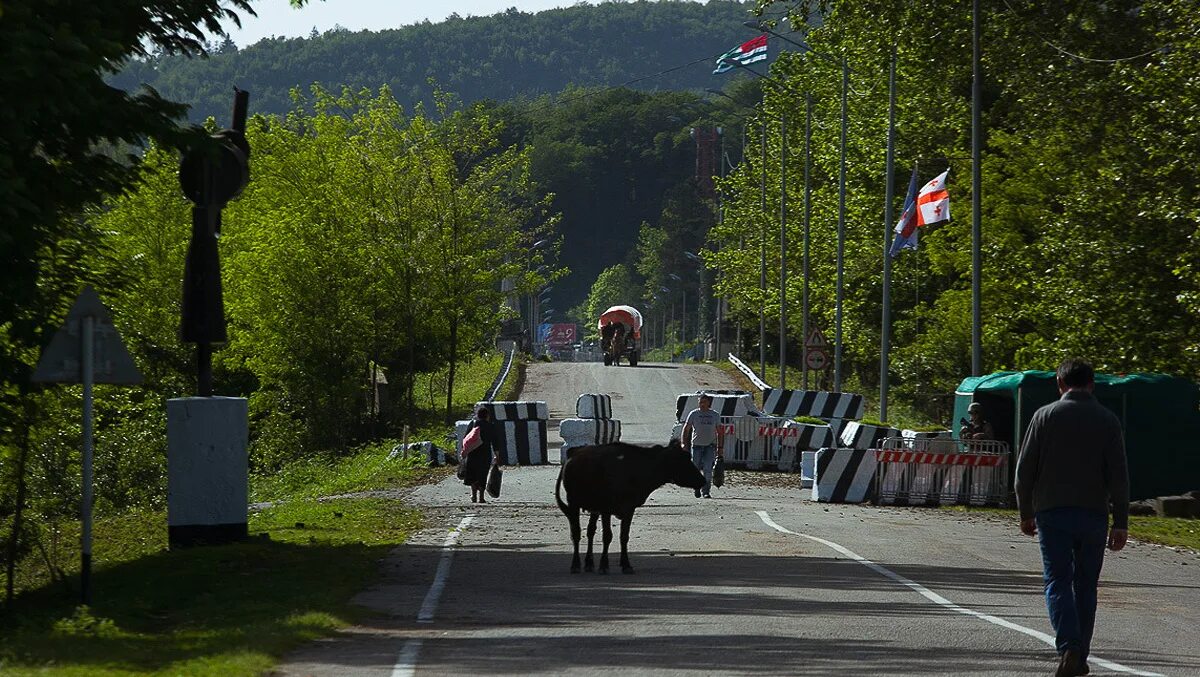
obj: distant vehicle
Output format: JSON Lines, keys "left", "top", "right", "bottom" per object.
{"left": 598, "top": 305, "right": 642, "bottom": 367}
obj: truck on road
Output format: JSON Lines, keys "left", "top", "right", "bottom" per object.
{"left": 598, "top": 305, "right": 643, "bottom": 367}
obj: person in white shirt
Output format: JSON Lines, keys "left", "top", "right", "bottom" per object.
{"left": 681, "top": 393, "right": 725, "bottom": 498}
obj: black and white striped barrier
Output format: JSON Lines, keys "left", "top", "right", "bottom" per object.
{"left": 390, "top": 441, "right": 453, "bottom": 466}
{"left": 456, "top": 418, "right": 550, "bottom": 465}
{"left": 676, "top": 392, "right": 758, "bottom": 422}
{"left": 476, "top": 400, "right": 550, "bottom": 421}
{"left": 813, "top": 448, "right": 878, "bottom": 503}
{"left": 839, "top": 421, "right": 901, "bottom": 450}
{"left": 800, "top": 451, "right": 816, "bottom": 488}
{"left": 559, "top": 418, "right": 622, "bottom": 462}
{"left": 762, "top": 388, "right": 866, "bottom": 420}
{"left": 576, "top": 393, "right": 613, "bottom": 420}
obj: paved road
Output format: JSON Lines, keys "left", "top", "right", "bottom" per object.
{"left": 277, "top": 362, "right": 1200, "bottom": 677}
{"left": 519, "top": 360, "right": 735, "bottom": 446}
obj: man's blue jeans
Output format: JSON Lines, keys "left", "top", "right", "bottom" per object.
{"left": 1036, "top": 507, "right": 1109, "bottom": 660}
{"left": 692, "top": 444, "right": 716, "bottom": 496}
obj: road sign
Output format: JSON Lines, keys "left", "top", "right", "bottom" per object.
{"left": 32, "top": 286, "right": 142, "bottom": 385}
{"left": 31, "top": 286, "right": 142, "bottom": 605}
{"left": 805, "top": 347, "right": 830, "bottom": 371}
{"left": 804, "top": 328, "right": 830, "bottom": 351}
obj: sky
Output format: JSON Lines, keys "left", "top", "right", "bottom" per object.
{"left": 219, "top": 0, "right": 607, "bottom": 47}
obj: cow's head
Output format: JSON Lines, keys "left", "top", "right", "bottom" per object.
{"left": 660, "top": 439, "right": 705, "bottom": 490}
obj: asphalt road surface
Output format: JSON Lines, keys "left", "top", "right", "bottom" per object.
{"left": 277, "top": 362, "right": 1200, "bottom": 677}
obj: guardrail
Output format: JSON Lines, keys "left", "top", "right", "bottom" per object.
{"left": 485, "top": 345, "right": 517, "bottom": 401}
{"left": 727, "top": 353, "right": 771, "bottom": 391}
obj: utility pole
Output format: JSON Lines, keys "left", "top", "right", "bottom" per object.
{"left": 779, "top": 110, "right": 788, "bottom": 389}
{"left": 971, "top": 0, "right": 984, "bottom": 375}
{"left": 881, "top": 46, "right": 897, "bottom": 421}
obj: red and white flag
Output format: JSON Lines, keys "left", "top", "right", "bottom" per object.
{"left": 916, "top": 168, "right": 951, "bottom": 226}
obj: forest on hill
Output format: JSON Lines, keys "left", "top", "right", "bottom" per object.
{"left": 109, "top": 1, "right": 767, "bottom": 123}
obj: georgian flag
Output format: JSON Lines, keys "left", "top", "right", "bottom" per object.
{"left": 713, "top": 34, "right": 768, "bottom": 74}
{"left": 916, "top": 168, "right": 951, "bottom": 226}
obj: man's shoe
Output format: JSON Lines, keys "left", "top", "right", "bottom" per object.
{"left": 1055, "top": 650, "right": 1086, "bottom": 677}
{"left": 694, "top": 488, "right": 702, "bottom": 498}
{"left": 702, "top": 493, "right": 711, "bottom": 498}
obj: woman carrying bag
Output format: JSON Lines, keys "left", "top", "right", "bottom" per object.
{"left": 461, "top": 406, "right": 500, "bottom": 503}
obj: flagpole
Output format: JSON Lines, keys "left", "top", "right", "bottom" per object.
{"left": 759, "top": 119, "right": 767, "bottom": 379}
{"left": 802, "top": 93, "right": 812, "bottom": 391}
{"left": 881, "top": 46, "right": 897, "bottom": 423}
{"left": 779, "top": 109, "right": 788, "bottom": 389}
{"left": 835, "top": 57, "right": 847, "bottom": 392}
{"left": 971, "top": 0, "right": 983, "bottom": 376}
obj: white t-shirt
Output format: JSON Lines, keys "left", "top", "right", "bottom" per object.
{"left": 684, "top": 408, "right": 721, "bottom": 446}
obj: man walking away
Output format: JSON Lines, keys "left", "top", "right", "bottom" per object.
{"left": 1016, "top": 359, "right": 1129, "bottom": 677}
{"left": 681, "top": 393, "right": 724, "bottom": 498}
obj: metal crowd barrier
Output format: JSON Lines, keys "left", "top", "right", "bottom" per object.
{"left": 717, "top": 415, "right": 797, "bottom": 471}
{"left": 874, "top": 437, "right": 1011, "bottom": 507}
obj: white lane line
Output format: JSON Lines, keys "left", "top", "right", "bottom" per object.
{"left": 390, "top": 639, "right": 423, "bottom": 677}
{"left": 756, "top": 511, "right": 1165, "bottom": 677}
{"left": 391, "top": 515, "right": 475, "bottom": 677}
{"left": 418, "top": 514, "right": 476, "bottom": 623}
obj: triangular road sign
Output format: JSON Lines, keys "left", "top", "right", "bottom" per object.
{"left": 804, "top": 327, "right": 830, "bottom": 350}
{"left": 32, "top": 286, "right": 143, "bottom": 385}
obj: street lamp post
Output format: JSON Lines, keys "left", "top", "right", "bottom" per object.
{"left": 745, "top": 21, "right": 850, "bottom": 390}
{"left": 707, "top": 89, "right": 775, "bottom": 373}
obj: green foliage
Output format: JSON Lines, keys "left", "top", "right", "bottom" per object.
{"left": 583, "top": 265, "right": 641, "bottom": 339}
{"left": 713, "top": 0, "right": 1200, "bottom": 425}
{"left": 792, "top": 415, "right": 827, "bottom": 425}
{"left": 1, "top": 83, "right": 555, "bottom": 600}
{"left": 108, "top": 2, "right": 759, "bottom": 124}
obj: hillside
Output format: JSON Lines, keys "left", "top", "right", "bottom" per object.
{"left": 110, "top": 1, "right": 768, "bottom": 123}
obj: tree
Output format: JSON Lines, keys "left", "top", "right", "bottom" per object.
{"left": 0, "top": 0, "right": 254, "bottom": 606}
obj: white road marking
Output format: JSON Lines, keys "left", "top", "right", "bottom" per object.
{"left": 391, "top": 514, "right": 475, "bottom": 677}
{"left": 390, "top": 639, "right": 423, "bottom": 677}
{"left": 418, "top": 514, "right": 476, "bottom": 623}
{"left": 755, "top": 510, "right": 1165, "bottom": 677}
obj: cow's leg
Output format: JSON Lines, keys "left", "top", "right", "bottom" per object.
{"left": 598, "top": 513, "right": 614, "bottom": 574}
{"left": 620, "top": 515, "right": 634, "bottom": 574}
{"left": 568, "top": 508, "right": 582, "bottom": 574}
{"left": 584, "top": 512, "right": 599, "bottom": 572}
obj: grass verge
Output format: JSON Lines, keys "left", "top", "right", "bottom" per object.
{"left": 0, "top": 350, "right": 517, "bottom": 675}
{"left": 0, "top": 489, "right": 426, "bottom": 676}
{"left": 940, "top": 505, "right": 1200, "bottom": 552}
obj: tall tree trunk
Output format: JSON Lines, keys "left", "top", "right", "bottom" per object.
{"left": 444, "top": 313, "right": 459, "bottom": 424}
{"left": 5, "top": 390, "right": 33, "bottom": 605}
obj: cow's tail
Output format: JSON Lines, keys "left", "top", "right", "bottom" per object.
{"left": 554, "top": 462, "right": 570, "bottom": 516}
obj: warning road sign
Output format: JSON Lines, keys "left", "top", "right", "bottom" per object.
{"left": 32, "top": 286, "right": 142, "bottom": 385}
{"left": 805, "top": 328, "right": 830, "bottom": 351}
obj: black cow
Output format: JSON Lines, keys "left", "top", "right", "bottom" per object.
{"left": 554, "top": 440, "right": 705, "bottom": 574}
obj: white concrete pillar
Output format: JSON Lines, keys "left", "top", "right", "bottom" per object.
{"left": 167, "top": 397, "right": 248, "bottom": 547}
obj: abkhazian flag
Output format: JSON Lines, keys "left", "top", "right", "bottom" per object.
{"left": 889, "top": 167, "right": 921, "bottom": 258}
{"left": 916, "top": 168, "right": 951, "bottom": 226}
{"left": 713, "top": 34, "right": 768, "bottom": 75}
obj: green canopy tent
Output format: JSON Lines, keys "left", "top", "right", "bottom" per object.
{"left": 954, "top": 371, "right": 1200, "bottom": 500}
